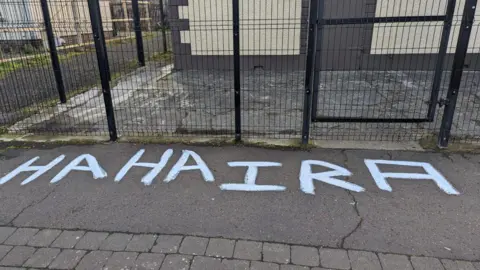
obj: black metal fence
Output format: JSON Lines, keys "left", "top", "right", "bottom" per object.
{"left": 0, "top": 0, "right": 479, "bottom": 147}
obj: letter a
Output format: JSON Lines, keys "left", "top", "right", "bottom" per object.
{"left": 364, "top": 159, "right": 459, "bottom": 195}
{"left": 51, "top": 154, "right": 107, "bottom": 183}
{"left": 164, "top": 150, "right": 214, "bottom": 182}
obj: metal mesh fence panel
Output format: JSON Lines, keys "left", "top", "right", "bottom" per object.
{"left": 309, "top": 0, "right": 480, "bottom": 143}
{"left": 104, "top": 0, "right": 235, "bottom": 138}
{"left": 0, "top": 0, "right": 478, "bottom": 146}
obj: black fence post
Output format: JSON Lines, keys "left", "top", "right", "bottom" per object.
{"left": 438, "top": 0, "right": 477, "bottom": 147}
{"left": 88, "top": 0, "right": 118, "bottom": 141}
{"left": 40, "top": 0, "right": 66, "bottom": 104}
{"left": 301, "top": 0, "right": 319, "bottom": 144}
{"left": 132, "top": 0, "right": 146, "bottom": 66}
{"left": 233, "top": 0, "right": 241, "bottom": 142}
{"left": 159, "top": 0, "right": 168, "bottom": 53}
{"left": 427, "top": 0, "right": 456, "bottom": 121}
{"left": 310, "top": 0, "right": 324, "bottom": 120}
{"left": 96, "top": 2, "right": 111, "bottom": 81}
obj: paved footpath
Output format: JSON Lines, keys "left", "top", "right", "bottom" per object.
{"left": 0, "top": 142, "right": 480, "bottom": 269}
{"left": 0, "top": 226, "right": 479, "bottom": 270}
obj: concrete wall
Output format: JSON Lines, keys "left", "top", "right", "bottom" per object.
{"left": 178, "top": 0, "right": 302, "bottom": 55}
{"left": 170, "top": 0, "right": 480, "bottom": 70}
{"left": 372, "top": 0, "right": 480, "bottom": 54}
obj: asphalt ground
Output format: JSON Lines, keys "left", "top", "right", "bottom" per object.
{"left": 0, "top": 143, "right": 479, "bottom": 261}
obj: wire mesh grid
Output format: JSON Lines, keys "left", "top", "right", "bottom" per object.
{"left": 0, "top": 0, "right": 109, "bottom": 135}
{"left": 0, "top": 0, "right": 478, "bottom": 145}
{"left": 311, "top": 0, "right": 480, "bottom": 143}
{"left": 106, "top": 0, "right": 235, "bottom": 138}
{"left": 238, "top": 0, "right": 306, "bottom": 139}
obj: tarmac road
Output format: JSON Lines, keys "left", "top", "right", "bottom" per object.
{"left": 0, "top": 143, "right": 479, "bottom": 261}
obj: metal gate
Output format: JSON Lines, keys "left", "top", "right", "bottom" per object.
{"left": 311, "top": 0, "right": 455, "bottom": 123}
{"left": 302, "top": 0, "right": 479, "bottom": 146}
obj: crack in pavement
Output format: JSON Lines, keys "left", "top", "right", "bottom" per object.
{"left": 339, "top": 150, "right": 363, "bottom": 249}
{"left": 386, "top": 151, "right": 393, "bottom": 160}
{"left": 340, "top": 190, "right": 363, "bottom": 249}
{"left": 7, "top": 186, "right": 57, "bottom": 226}
{"left": 442, "top": 152, "right": 455, "bottom": 163}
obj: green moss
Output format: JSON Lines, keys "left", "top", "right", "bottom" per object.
{"left": 419, "top": 134, "right": 480, "bottom": 153}
{"left": 0, "top": 61, "right": 22, "bottom": 78}
{"left": 148, "top": 51, "right": 173, "bottom": 63}
{"left": 0, "top": 51, "right": 86, "bottom": 79}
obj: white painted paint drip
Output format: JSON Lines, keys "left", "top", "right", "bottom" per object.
{"left": 0, "top": 155, "right": 65, "bottom": 185}
{"left": 220, "top": 161, "right": 286, "bottom": 191}
{"left": 164, "top": 150, "right": 214, "bottom": 183}
{"left": 364, "top": 159, "right": 460, "bottom": 195}
{"left": 114, "top": 149, "right": 174, "bottom": 185}
{"left": 51, "top": 154, "right": 107, "bottom": 183}
{"left": 299, "top": 160, "right": 365, "bottom": 194}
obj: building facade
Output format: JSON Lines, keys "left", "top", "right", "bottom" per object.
{"left": 169, "top": 0, "right": 480, "bottom": 70}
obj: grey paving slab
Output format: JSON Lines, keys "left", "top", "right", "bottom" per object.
{"left": 27, "top": 230, "right": 61, "bottom": 247}
{"left": 473, "top": 262, "right": 480, "bottom": 270}
{"left": 0, "top": 267, "right": 27, "bottom": 270}
{"left": 75, "top": 232, "right": 109, "bottom": 250}
{"left": 4, "top": 229, "right": 38, "bottom": 246}
{"left": 0, "top": 246, "right": 12, "bottom": 262}
{"left": 222, "top": 259, "right": 250, "bottom": 270}
{"left": 103, "top": 251, "right": 138, "bottom": 268}
{"left": 0, "top": 246, "right": 36, "bottom": 266}
{"left": 411, "top": 256, "right": 445, "bottom": 270}
{"left": 134, "top": 253, "right": 165, "bottom": 270}
{"left": 205, "top": 238, "right": 235, "bottom": 258}
{"left": 48, "top": 249, "right": 86, "bottom": 269}
{"left": 151, "top": 235, "right": 183, "bottom": 254}
{"left": 263, "top": 243, "right": 290, "bottom": 264}
{"left": 76, "top": 250, "right": 112, "bottom": 270}
{"left": 319, "top": 248, "right": 350, "bottom": 270}
{"left": 190, "top": 256, "right": 223, "bottom": 270}
{"left": 126, "top": 234, "right": 157, "bottom": 252}
{"left": 251, "top": 261, "right": 280, "bottom": 270}
{"left": 160, "top": 254, "right": 191, "bottom": 270}
{"left": 379, "top": 253, "right": 413, "bottom": 270}
{"left": 23, "top": 248, "right": 60, "bottom": 268}
{"left": 179, "top": 237, "right": 208, "bottom": 255}
{"left": 51, "top": 231, "right": 84, "bottom": 249}
{"left": 100, "top": 233, "right": 133, "bottom": 251}
{"left": 0, "top": 229, "right": 16, "bottom": 245}
{"left": 348, "top": 250, "right": 382, "bottom": 270}
{"left": 442, "top": 259, "right": 477, "bottom": 270}
{"left": 291, "top": 245, "right": 319, "bottom": 267}
{"left": 234, "top": 241, "right": 262, "bottom": 261}
{"left": 280, "top": 265, "right": 309, "bottom": 270}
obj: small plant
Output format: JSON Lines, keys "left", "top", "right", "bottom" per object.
{"left": 0, "top": 61, "right": 22, "bottom": 78}
{"left": 148, "top": 51, "right": 173, "bottom": 63}
{"left": 21, "top": 44, "right": 36, "bottom": 55}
